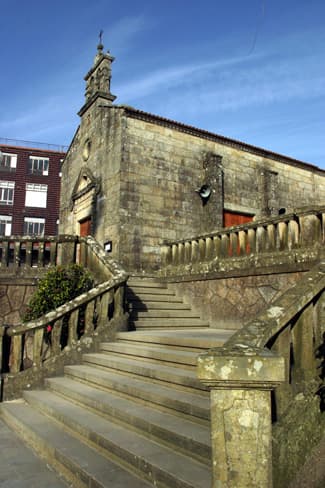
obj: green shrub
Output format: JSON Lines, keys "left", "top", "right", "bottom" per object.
{"left": 23, "top": 264, "right": 94, "bottom": 322}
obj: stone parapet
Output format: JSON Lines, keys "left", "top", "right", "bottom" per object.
{"left": 197, "top": 261, "right": 325, "bottom": 487}
{"left": 160, "top": 206, "right": 325, "bottom": 279}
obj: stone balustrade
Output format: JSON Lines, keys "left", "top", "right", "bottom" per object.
{"left": 0, "top": 235, "right": 79, "bottom": 272}
{"left": 197, "top": 261, "right": 325, "bottom": 488}
{"left": 161, "top": 207, "right": 325, "bottom": 277}
{"left": 0, "top": 235, "right": 128, "bottom": 400}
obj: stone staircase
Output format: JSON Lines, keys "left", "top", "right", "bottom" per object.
{"left": 0, "top": 278, "right": 236, "bottom": 487}
{"left": 127, "top": 278, "right": 211, "bottom": 330}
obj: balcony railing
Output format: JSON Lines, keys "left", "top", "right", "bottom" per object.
{"left": 160, "top": 206, "right": 325, "bottom": 276}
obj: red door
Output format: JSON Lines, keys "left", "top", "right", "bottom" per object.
{"left": 79, "top": 217, "right": 92, "bottom": 236}
{"left": 223, "top": 211, "right": 253, "bottom": 228}
{"left": 223, "top": 211, "right": 254, "bottom": 256}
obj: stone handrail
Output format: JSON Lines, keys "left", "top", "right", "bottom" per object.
{"left": 0, "top": 234, "right": 128, "bottom": 400}
{"left": 161, "top": 206, "right": 325, "bottom": 276}
{"left": 198, "top": 261, "right": 325, "bottom": 487}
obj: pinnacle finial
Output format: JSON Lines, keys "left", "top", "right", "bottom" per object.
{"left": 97, "top": 30, "right": 104, "bottom": 51}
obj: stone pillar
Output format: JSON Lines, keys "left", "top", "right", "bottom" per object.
{"left": 197, "top": 347, "right": 285, "bottom": 488}
{"left": 200, "top": 152, "right": 224, "bottom": 233}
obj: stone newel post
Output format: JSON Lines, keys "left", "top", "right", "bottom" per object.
{"left": 197, "top": 347, "right": 285, "bottom": 488}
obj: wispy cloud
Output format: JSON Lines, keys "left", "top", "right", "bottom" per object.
{"left": 118, "top": 45, "right": 325, "bottom": 118}
{"left": 106, "top": 15, "right": 152, "bottom": 51}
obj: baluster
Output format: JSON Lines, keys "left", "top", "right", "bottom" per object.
{"left": 98, "top": 291, "right": 111, "bottom": 329}
{"left": 68, "top": 309, "right": 79, "bottom": 344}
{"left": 288, "top": 219, "right": 299, "bottom": 249}
{"left": 205, "top": 237, "right": 214, "bottom": 260}
{"left": 229, "top": 233, "right": 238, "bottom": 256}
{"left": 84, "top": 299, "right": 96, "bottom": 333}
{"left": 113, "top": 286, "right": 125, "bottom": 319}
{"left": 184, "top": 241, "right": 191, "bottom": 264}
{"left": 25, "top": 241, "right": 33, "bottom": 267}
{"left": 51, "top": 319, "right": 63, "bottom": 355}
{"left": 238, "top": 230, "right": 247, "bottom": 256}
{"left": 178, "top": 242, "right": 185, "bottom": 265}
{"left": 50, "top": 241, "right": 57, "bottom": 265}
{"left": 213, "top": 235, "right": 221, "bottom": 258}
{"left": 10, "top": 335, "right": 22, "bottom": 373}
{"left": 247, "top": 228, "right": 256, "bottom": 254}
{"left": 33, "top": 328, "right": 44, "bottom": 367}
{"left": 172, "top": 244, "right": 178, "bottom": 265}
{"left": 266, "top": 224, "right": 276, "bottom": 251}
{"left": 256, "top": 226, "right": 266, "bottom": 253}
{"left": 14, "top": 241, "right": 21, "bottom": 268}
{"left": 277, "top": 221, "right": 288, "bottom": 251}
{"left": 37, "top": 241, "right": 45, "bottom": 267}
{"left": 2, "top": 241, "right": 9, "bottom": 266}
{"left": 220, "top": 234, "right": 229, "bottom": 258}
{"left": 199, "top": 238, "right": 206, "bottom": 261}
{"left": 191, "top": 240, "right": 199, "bottom": 262}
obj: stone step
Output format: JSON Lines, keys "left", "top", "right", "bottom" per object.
{"left": 0, "top": 401, "right": 162, "bottom": 488}
{"left": 64, "top": 364, "right": 210, "bottom": 420}
{"left": 127, "top": 287, "right": 175, "bottom": 296}
{"left": 0, "top": 417, "right": 69, "bottom": 488}
{"left": 21, "top": 391, "right": 211, "bottom": 488}
{"left": 115, "top": 329, "right": 233, "bottom": 349}
{"left": 128, "top": 293, "right": 184, "bottom": 302}
{"left": 130, "top": 301, "right": 191, "bottom": 310}
{"left": 127, "top": 280, "right": 168, "bottom": 289}
{"left": 134, "top": 318, "right": 210, "bottom": 329}
{"left": 131, "top": 309, "right": 201, "bottom": 319}
{"left": 82, "top": 352, "right": 208, "bottom": 392}
{"left": 45, "top": 376, "right": 211, "bottom": 462}
{"left": 100, "top": 341, "right": 199, "bottom": 367}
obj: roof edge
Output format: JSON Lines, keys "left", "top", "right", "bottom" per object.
{"left": 119, "top": 105, "right": 324, "bottom": 174}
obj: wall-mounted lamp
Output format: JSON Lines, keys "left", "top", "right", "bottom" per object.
{"left": 195, "top": 184, "right": 211, "bottom": 204}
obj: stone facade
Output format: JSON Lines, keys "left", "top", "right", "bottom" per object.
{"left": 59, "top": 44, "right": 325, "bottom": 272}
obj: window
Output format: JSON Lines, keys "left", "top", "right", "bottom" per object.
{"left": 24, "top": 217, "right": 45, "bottom": 236}
{"left": 0, "top": 153, "right": 17, "bottom": 172}
{"left": 25, "top": 183, "right": 48, "bottom": 208}
{"left": 28, "top": 156, "right": 49, "bottom": 175}
{"left": 0, "top": 181, "right": 15, "bottom": 205}
{"left": 0, "top": 215, "right": 12, "bottom": 236}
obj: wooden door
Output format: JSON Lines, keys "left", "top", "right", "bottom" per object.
{"left": 223, "top": 211, "right": 253, "bottom": 228}
{"left": 79, "top": 217, "right": 92, "bottom": 236}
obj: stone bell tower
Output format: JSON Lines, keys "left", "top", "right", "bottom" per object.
{"left": 78, "top": 33, "right": 116, "bottom": 117}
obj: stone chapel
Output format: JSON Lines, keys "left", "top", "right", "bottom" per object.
{"left": 59, "top": 41, "right": 325, "bottom": 271}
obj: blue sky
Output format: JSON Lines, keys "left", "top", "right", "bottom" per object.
{"left": 0, "top": 0, "right": 324, "bottom": 167}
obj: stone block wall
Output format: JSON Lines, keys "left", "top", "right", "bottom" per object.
{"left": 171, "top": 271, "right": 303, "bottom": 329}
{"left": 0, "top": 280, "right": 36, "bottom": 325}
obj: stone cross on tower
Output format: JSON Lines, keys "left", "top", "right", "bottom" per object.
{"left": 78, "top": 34, "right": 116, "bottom": 116}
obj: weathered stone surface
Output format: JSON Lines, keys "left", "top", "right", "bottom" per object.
{"left": 8, "top": 285, "right": 26, "bottom": 310}
{"left": 209, "top": 388, "right": 273, "bottom": 488}
{"left": 172, "top": 272, "right": 302, "bottom": 329}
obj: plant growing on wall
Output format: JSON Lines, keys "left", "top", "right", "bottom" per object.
{"left": 23, "top": 264, "right": 94, "bottom": 322}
